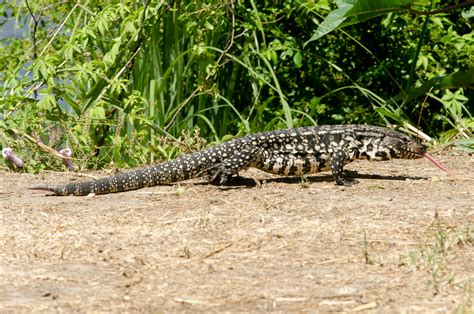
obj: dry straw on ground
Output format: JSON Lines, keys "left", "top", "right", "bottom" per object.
{"left": 1, "top": 153, "right": 473, "bottom": 312}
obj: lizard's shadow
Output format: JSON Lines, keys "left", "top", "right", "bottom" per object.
{"left": 195, "top": 171, "right": 426, "bottom": 188}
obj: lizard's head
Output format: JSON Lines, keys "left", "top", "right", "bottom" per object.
{"left": 355, "top": 128, "right": 426, "bottom": 161}
{"left": 367, "top": 128, "right": 450, "bottom": 173}
{"left": 381, "top": 130, "right": 426, "bottom": 159}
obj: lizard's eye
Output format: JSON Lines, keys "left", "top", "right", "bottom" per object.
{"left": 383, "top": 136, "right": 407, "bottom": 157}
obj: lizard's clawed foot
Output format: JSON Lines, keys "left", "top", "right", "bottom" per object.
{"left": 197, "top": 164, "right": 233, "bottom": 185}
{"left": 335, "top": 177, "right": 358, "bottom": 186}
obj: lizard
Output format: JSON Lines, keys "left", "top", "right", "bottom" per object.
{"left": 29, "top": 124, "right": 449, "bottom": 196}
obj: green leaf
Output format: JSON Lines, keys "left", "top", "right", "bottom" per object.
{"left": 204, "top": 21, "right": 214, "bottom": 30}
{"left": 454, "top": 137, "right": 474, "bottom": 152}
{"left": 305, "top": 1, "right": 353, "bottom": 45}
{"left": 293, "top": 51, "right": 303, "bottom": 68}
{"left": 90, "top": 106, "right": 106, "bottom": 120}
{"left": 51, "top": 87, "right": 81, "bottom": 116}
{"left": 461, "top": 5, "right": 474, "bottom": 19}
{"left": 37, "top": 94, "right": 56, "bottom": 111}
{"left": 396, "top": 67, "right": 474, "bottom": 103}
{"left": 305, "top": 0, "right": 414, "bottom": 45}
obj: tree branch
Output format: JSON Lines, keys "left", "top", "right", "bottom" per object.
{"left": 25, "top": 0, "right": 39, "bottom": 60}
{"left": 407, "top": 0, "right": 474, "bottom": 16}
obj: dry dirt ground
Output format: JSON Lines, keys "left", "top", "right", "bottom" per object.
{"left": 1, "top": 153, "right": 473, "bottom": 312}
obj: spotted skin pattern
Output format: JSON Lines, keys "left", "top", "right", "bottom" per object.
{"left": 30, "top": 125, "right": 426, "bottom": 196}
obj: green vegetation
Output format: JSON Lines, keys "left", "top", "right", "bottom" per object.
{"left": 0, "top": 0, "right": 472, "bottom": 171}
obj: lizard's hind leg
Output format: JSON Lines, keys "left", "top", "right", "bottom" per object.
{"left": 198, "top": 148, "right": 263, "bottom": 184}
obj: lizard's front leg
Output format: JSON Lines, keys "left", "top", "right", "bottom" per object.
{"left": 330, "top": 149, "right": 356, "bottom": 186}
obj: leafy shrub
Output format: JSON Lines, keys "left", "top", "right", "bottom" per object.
{"left": 0, "top": 0, "right": 472, "bottom": 171}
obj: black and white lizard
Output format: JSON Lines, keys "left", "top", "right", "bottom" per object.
{"left": 30, "top": 125, "right": 449, "bottom": 196}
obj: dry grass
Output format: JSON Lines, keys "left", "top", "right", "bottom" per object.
{"left": 1, "top": 153, "right": 473, "bottom": 312}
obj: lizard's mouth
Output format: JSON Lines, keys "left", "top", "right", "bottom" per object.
{"left": 420, "top": 152, "right": 450, "bottom": 173}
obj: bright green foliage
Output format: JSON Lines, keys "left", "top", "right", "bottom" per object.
{"left": 306, "top": 0, "right": 415, "bottom": 43}
{"left": 0, "top": 0, "right": 472, "bottom": 171}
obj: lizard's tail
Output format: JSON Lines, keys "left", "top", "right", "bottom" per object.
{"left": 29, "top": 167, "right": 165, "bottom": 196}
{"left": 29, "top": 184, "right": 68, "bottom": 195}
{"left": 29, "top": 153, "right": 208, "bottom": 196}
{"left": 29, "top": 141, "right": 238, "bottom": 196}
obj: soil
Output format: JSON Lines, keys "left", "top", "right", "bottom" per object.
{"left": 1, "top": 153, "right": 473, "bottom": 312}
